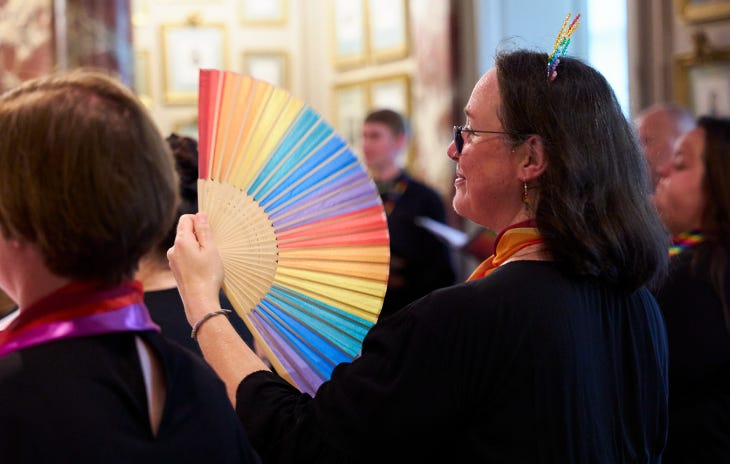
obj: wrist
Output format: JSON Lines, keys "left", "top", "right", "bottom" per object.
{"left": 184, "top": 293, "right": 222, "bottom": 324}
{"left": 190, "top": 308, "right": 232, "bottom": 340}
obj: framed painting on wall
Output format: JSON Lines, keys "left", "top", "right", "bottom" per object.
{"left": 243, "top": 51, "right": 289, "bottom": 88}
{"left": 368, "top": 74, "right": 413, "bottom": 169}
{"left": 369, "top": 74, "right": 411, "bottom": 115}
{"left": 331, "top": 0, "right": 367, "bottom": 69}
{"left": 333, "top": 82, "right": 368, "bottom": 154}
{"left": 674, "top": 46, "right": 730, "bottom": 117}
{"left": 367, "top": 0, "right": 409, "bottom": 62}
{"left": 161, "top": 22, "right": 226, "bottom": 104}
{"left": 677, "top": 0, "right": 730, "bottom": 23}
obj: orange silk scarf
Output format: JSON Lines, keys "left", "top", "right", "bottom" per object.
{"left": 467, "top": 222, "right": 543, "bottom": 281}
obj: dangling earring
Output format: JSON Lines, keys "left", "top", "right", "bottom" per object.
{"left": 522, "top": 182, "right": 529, "bottom": 207}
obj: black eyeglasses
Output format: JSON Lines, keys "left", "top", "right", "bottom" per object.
{"left": 452, "top": 125, "right": 525, "bottom": 154}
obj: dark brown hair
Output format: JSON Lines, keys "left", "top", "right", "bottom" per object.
{"left": 495, "top": 50, "right": 669, "bottom": 291}
{"left": 156, "top": 133, "right": 199, "bottom": 256}
{"left": 364, "top": 109, "right": 408, "bottom": 137}
{"left": 0, "top": 70, "right": 178, "bottom": 284}
{"left": 695, "top": 116, "right": 730, "bottom": 332}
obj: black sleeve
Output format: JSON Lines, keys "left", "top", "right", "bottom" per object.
{"left": 235, "top": 296, "right": 462, "bottom": 463}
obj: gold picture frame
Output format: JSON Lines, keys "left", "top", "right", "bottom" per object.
{"left": 368, "top": 74, "right": 414, "bottom": 168}
{"left": 368, "top": 74, "right": 412, "bottom": 116}
{"left": 133, "top": 49, "right": 152, "bottom": 108}
{"left": 160, "top": 19, "right": 227, "bottom": 104}
{"left": 674, "top": 44, "right": 730, "bottom": 117}
{"left": 367, "top": 0, "right": 409, "bottom": 63}
{"left": 240, "top": 0, "right": 287, "bottom": 26}
{"left": 677, "top": 0, "right": 730, "bottom": 23}
{"left": 243, "top": 51, "right": 289, "bottom": 89}
{"left": 331, "top": 0, "right": 367, "bottom": 69}
{"left": 332, "top": 82, "right": 369, "bottom": 153}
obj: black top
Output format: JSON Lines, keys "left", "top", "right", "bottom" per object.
{"left": 379, "top": 171, "right": 455, "bottom": 320}
{"left": 237, "top": 261, "right": 669, "bottom": 463}
{"left": 652, "top": 246, "right": 730, "bottom": 463}
{"left": 0, "top": 330, "right": 259, "bottom": 463}
{"left": 145, "top": 287, "right": 254, "bottom": 356}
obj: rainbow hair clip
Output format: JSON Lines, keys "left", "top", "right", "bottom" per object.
{"left": 547, "top": 13, "right": 581, "bottom": 82}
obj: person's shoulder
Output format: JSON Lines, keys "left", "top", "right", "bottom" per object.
{"left": 402, "top": 173, "right": 441, "bottom": 196}
{"left": 481, "top": 260, "right": 566, "bottom": 292}
{"left": 0, "top": 350, "right": 24, "bottom": 386}
{"left": 140, "top": 330, "right": 210, "bottom": 372}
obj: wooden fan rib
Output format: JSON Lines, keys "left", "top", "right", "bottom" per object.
{"left": 198, "top": 179, "right": 278, "bottom": 252}
{"left": 223, "top": 259, "right": 278, "bottom": 291}
{"left": 222, "top": 280, "right": 266, "bottom": 314}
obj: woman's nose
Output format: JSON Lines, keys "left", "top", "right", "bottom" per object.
{"left": 656, "top": 161, "right": 672, "bottom": 179}
{"left": 447, "top": 141, "right": 459, "bottom": 161}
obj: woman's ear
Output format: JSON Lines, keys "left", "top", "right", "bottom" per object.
{"left": 518, "top": 135, "right": 548, "bottom": 181}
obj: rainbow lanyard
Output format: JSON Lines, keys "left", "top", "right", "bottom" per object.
{"left": 467, "top": 220, "right": 543, "bottom": 281}
{"left": 0, "top": 280, "right": 159, "bottom": 357}
{"left": 379, "top": 173, "right": 409, "bottom": 217}
{"left": 668, "top": 230, "right": 704, "bottom": 257}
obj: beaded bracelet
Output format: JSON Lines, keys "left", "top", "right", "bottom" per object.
{"left": 190, "top": 309, "right": 232, "bottom": 340}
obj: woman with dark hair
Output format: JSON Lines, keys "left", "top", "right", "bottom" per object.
{"left": 168, "top": 49, "right": 670, "bottom": 462}
{"left": 652, "top": 116, "right": 730, "bottom": 463}
{"left": 137, "top": 133, "right": 255, "bottom": 356}
{"left": 0, "top": 71, "right": 258, "bottom": 463}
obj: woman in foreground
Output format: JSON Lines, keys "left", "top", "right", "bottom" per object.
{"left": 170, "top": 49, "right": 670, "bottom": 463}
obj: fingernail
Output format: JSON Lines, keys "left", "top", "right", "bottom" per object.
{"left": 198, "top": 212, "right": 208, "bottom": 224}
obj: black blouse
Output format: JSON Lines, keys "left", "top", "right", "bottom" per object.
{"left": 238, "top": 261, "right": 669, "bottom": 463}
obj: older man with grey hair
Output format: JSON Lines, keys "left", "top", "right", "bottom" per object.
{"left": 636, "top": 103, "right": 696, "bottom": 190}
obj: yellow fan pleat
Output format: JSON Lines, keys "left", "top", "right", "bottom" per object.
{"left": 275, "top": 268, "right": 383, "bottom": 317}
{"left": 232, "top": 88, "right": 304, "bottom": 190}
{"left": 278, "top": 256, "right": 388, "bottom": 282}
{"left": 278, "top": 245, "right": 390, "bottom": 263}
{"left": 274, "top": 272, "right": 381, "bottom": 322}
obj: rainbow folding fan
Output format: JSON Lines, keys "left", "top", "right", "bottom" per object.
{"left": 196, "top": 69, "right": 389, "bottom": 395}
